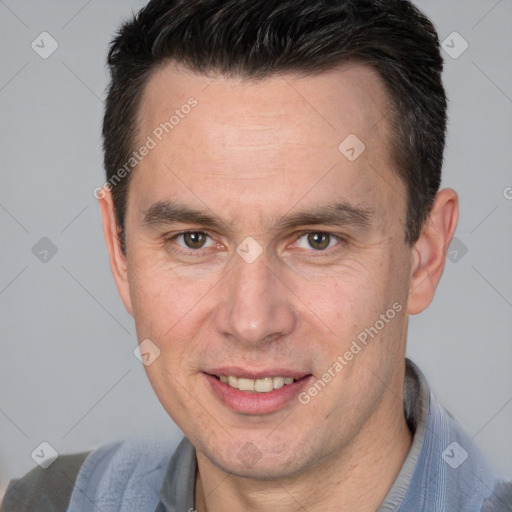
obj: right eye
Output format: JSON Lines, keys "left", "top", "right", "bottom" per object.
{"left": 169, "top": 231, "right": 216, "bottom": 250}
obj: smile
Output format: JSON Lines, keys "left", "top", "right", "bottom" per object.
{"left": 216, "top": 375, "right": 296, "bottom": 393}
{"left": 205, "top": 371, "right": 313, "bottom": 414}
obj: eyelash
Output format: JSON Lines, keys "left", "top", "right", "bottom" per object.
{"left": 294, "top": 230, "right": 347, "bottom": 254}
{"left": 165, "top": 231, "right": 217, "bottom": 256}
{"left": 165, "top": 230, "right": 347, "bottom": 255}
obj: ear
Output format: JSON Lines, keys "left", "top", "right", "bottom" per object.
{"left": 407, "top": 188, "right": 459, "bottom": 315}
{"left": 98, "top": 187, "right": 134, "bottom": 316}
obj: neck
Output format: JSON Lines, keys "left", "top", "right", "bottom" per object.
{"left": 194, "top": 372, "right": 412, "bottom": 512}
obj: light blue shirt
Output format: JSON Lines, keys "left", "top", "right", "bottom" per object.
{"left": 66, "top": 360, "right": 511, "bottom": 512}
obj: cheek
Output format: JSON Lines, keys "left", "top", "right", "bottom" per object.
{"left": 126, "top": 262, "right": 202, "bottom": 371}
{"left": 293, "top": 256, "right": 386, "bottom": 320}
{"left": 128, "top": 262, "right": 209, "bottom": 409}
{"left": 297, "top": 247, "right": 407, "bottom": 351}
{"left": 128, "top": 251, "right": 213, "bottom": 328}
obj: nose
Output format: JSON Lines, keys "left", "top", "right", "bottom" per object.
{"left": 213, "top": 249, "right": 297, "bottom": 348}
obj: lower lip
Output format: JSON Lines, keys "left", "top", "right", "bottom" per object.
{"left": 204, "top": 373, "right": 312, "bottom": 415}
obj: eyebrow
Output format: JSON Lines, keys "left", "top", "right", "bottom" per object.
{"left": 273, "top": 202, "right": 375, "bottom": 231}
{"left": 141, "top": 200, "right": 375, "bottom": 233}
{"left": 142, "top": 200, "right": 232, "bottom": 233}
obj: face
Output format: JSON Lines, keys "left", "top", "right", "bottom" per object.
{"left": 106, "top": 62, "right": 418, "bottom": 479}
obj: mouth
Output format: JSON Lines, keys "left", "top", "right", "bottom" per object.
{"left": 215, "top": 374, "right": 297, "bottom": 393}
{"left": 203, "top": 369, "right": 313, "bottom": 414}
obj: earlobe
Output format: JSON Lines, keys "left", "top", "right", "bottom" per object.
{"left": 98, "top": 187, "right": 134, "bottom": 316}
{"left": 407, "top": 188, "right": 459, "bottom": 315}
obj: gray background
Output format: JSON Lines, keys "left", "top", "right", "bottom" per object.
{"left": 0, "top": 0, "right": 511, "bottom": 497}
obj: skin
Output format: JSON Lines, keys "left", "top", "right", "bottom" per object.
{"left": 100, "top": 61, "right": 458, "bottom": 511}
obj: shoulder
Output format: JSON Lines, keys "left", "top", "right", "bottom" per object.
{"left": 1, "top": 451, "right": 90, "bottom": 512}
{"left": 1, "top": 436, "right": 183, "bottom": 512}
{"left": 65, "top": 436, "right": 181, "bottom": 511}
{"left": 401, "top": 362, "right": 509, "bottom": 511}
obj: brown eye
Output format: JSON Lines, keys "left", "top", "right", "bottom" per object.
{"left": 182, "top": 232, "right": 208, "bottom": 249}
{"left": 167, "top": 231, "right": 217, "bottom": 254}
{"left": 307, "top": 232, "right": 331, "bottom": 250}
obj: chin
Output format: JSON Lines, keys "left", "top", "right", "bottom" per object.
{"left": 201, "top": 437, "right": 315, "bottom": 481}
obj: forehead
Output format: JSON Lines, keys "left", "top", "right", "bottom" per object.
{"left": 139, "top": 60, "right": 390, "bottom": 147}
{"left": 131, "top": 61, "right": 405, "bottom": 232}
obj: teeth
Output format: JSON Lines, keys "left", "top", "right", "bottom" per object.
{"left": 273, "top": 377, "right": 284, "bottom": 389}
{"left": 237, "top": 378, "right": 255, "bottom": 391}
{"left": 218, "top": 375, "right": 297, "bottom": 393}
{"left": 254, "top": 377, "right": 273, "bottom": 393}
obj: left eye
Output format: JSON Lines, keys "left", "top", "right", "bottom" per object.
{"left": 173, "top": 231, "right": 216, "bottom": 250}
{"left": 295, "top": 232, "right": 341, "bottom": 251}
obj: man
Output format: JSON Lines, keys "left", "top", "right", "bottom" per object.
{"left": 2, "top": 0, "right": 511, "bottom": 511}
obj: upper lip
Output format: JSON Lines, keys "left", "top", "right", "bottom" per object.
{"left": 205, "top": 367, "right": 311, "bottom": 380}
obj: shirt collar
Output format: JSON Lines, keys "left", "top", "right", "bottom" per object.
{"left": 377, "top": 359, "right": 430, "bottom": 511}
{"left": 158, "top": 358, "right": 430, "bottom": 512}
{"left": 158, "top": 435, "right": 196, "bottom": 512}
